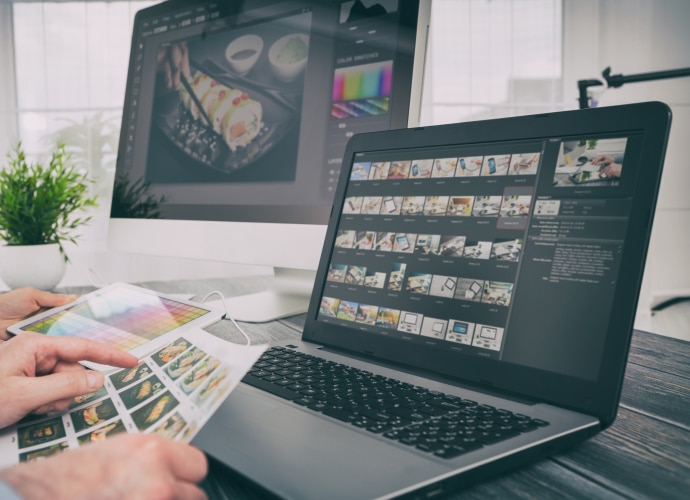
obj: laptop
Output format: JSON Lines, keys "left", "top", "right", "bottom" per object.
{"left": 193, "top": 101, "right": 672, "bottom": 499}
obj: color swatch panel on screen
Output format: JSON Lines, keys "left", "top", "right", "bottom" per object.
{"left": 332, "top": 61, "right": 393, "bottom": 102}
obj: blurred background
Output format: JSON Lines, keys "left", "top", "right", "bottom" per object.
{"left": 0, "top": 0, "right": 688, "bottom": 336}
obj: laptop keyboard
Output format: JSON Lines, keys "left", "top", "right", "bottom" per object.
{"left": 242, "top": 347, "right": 549, "bottom": 459}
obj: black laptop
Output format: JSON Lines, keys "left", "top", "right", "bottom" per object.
{"left": 194, "top": 101, "right": 672, "bottom": 499}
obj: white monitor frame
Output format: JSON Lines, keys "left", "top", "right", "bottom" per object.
{"left": 109, "top": 0, "right": 431, "bottom": 323}
{"left": 108, "top": 218, "right": 326, "bottom": 321}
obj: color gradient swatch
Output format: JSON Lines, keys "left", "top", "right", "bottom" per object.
{"left": 22, "top": 287, "right": 210, "bottom": 352}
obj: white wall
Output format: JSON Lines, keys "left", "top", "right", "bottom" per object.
{"left": 3, "top": 1, "right": 688, "bottom": 309}
{"left": 563, "top": 0, "right": 690, "bottom": 323}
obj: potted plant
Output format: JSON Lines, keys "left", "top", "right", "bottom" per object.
{"left": 0, "top": 142, "right": 98, "bottom": 290}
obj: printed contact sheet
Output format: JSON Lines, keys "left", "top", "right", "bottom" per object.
{"left": 0, "top": 330, "right": 265, "bottom": 467}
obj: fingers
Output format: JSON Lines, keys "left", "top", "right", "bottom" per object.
{"left": 170, "top": 44, "right": 183, "bottom": 89}
{"left": 32, "top": 289, "right": 79, "bottom": 309}
{"left": 34, "top": 362, "right": 99, "bottom": 413}
{"left": 179, "top": 41, "right": 191, "bottom": 81}
{"left": 155, "top": 439, "right": 208, "bottom": 484}
{"left": 31, "top": 334, "right": 138, "bottom": 372}
{"left": 174, "top": 482, "right": 208, "bottom": 500}
{"left": 157, "top": 43, "right": 189, "bottom": 90}
{"left": 0, "top": 434, "right": 209, "bottom": 499}
{"left": 170, "top": 43, "right": 190, "bottom": 89}
{"left": 22, "top": 369, "right": 105, "bottom": 414}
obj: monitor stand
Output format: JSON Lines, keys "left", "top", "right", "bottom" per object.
{"left": 214, "top": 268, "right": 316, "bottom": 323}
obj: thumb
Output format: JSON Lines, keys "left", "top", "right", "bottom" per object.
{"left": 33, "top": 290, "right": 79, "bottom": 308}
{"left": 23, "top": 370, "right": 104, "bottom": 413}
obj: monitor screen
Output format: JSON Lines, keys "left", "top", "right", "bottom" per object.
{"left": 109, "top": 0, "right": 429, "bottom": 321}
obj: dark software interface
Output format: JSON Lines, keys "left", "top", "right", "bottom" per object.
{"left": 114, "top": 0, "right": 420, "bottom": 223}
{"left": 317, "top": 134, "right": 641, "bottom": 380}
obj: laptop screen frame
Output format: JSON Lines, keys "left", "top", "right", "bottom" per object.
{"left": 304, "top": 102, "right": 672, "bottom": 426}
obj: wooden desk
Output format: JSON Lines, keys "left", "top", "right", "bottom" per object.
{"left": 68, "top": 279, "right": 690, "bottom": 499}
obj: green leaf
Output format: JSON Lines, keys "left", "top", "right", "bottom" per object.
{"left": 0, "top": 142, "right": 99, "bottom": 255}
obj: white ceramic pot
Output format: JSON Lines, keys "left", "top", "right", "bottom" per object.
{"left": 0, "top": 243, "right": 67, "bottom": 290}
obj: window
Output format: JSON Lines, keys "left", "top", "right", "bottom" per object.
{"left": 0, "top": 0, "right": 563, "bottom": 251}
{"left": 422, "top": 0, "right": 563, "bottom": 125}
{"left": 3, "top": 1, "right": 155, "bottom": 192}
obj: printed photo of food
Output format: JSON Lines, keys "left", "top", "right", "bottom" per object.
{"left": 68, "top": 386, "right": 108, "bottom": 410}
{"left": 166, "top": 346, "right": 207, "bottom": 380}
{"left": 19, "top": 442, "right": 69, "bottom": 463}
{"left": 77, "top": 419, "right": 127, "bottom": 445}
{"left": 153, "top": 337, "right": 191, "bottom": 366}
{"left": 180, "top": 357, "right": 221, "bottom": 395}
{"left": 150, "top": 412, "right": 187, "bottom": 440}
{"left": 119, "top": 375, "right": 165, "bottom": 410}
{"left": 131, "top": 392, "right": 180, "bottom": 431}
{"left": 17, "top": 417, "right": 66, "bottom": 449}
{"left": 110, "top": 361, "right": 152, "bottom": 390}
{"left": 70, "top": 399, "right": 119, "bottom": 433}
{"left": 194, "top": 365, "right": 232, "bottom": 408}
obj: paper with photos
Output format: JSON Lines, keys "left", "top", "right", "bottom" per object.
{"left": 0, "top": 329, "right": 266, "bottom": 467}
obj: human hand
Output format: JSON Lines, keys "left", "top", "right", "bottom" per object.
{"left": 0, "top": 433, "right": 208, "bottom": 499}
{"left": 0, "top": 287, "right": 79, "bottom": 340}
{"left": 600, "top": 162, "right": 622, "bottom": 178}
{"left": 591, "top": 155, "right": 616, "bottom": 166}
{"left": 0, "top": 332, "right": 137, "bottom": 428}
{"left": 157, "top": 41, "right": 191, "bottom": 90}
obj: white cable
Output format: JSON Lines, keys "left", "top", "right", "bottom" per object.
{"left": 201, "top": 291, "right": 251, "bottom": 346}
{"left": 86, "top": 267, "right": 108, "bottom": 289}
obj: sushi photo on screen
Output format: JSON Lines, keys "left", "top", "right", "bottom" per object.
{"left": 146, "top": 10, "right": 312, "bottom": 181}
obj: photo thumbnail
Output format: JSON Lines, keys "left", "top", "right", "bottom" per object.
{"left": 410, "top": 159, "right": 433, "bottom": 179}
{"left": 509, "top": 152, "right": 540, "bottom": 175}
{"left": 481, "top": 155, "right": 510, "bottom": 176}
{"left": 432, "top": 157, "right": 458, "bottom": 178}
{"left": 455, "top": 156, "right": 482, "bottom": 177}
{"left": 369, "top": 161, "right": 390, "bottom": 180}
{"left": 553, "top": 138, "right": 627, "bottom": 187}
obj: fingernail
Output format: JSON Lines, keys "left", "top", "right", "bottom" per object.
{"left": 86, "top": 371, "right": 103, "bottom": 390}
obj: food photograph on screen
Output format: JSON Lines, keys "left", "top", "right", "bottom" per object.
{"left": 147, "top": 11, "right": 311, "bottom": 182}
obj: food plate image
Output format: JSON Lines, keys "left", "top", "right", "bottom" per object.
{"left": 165, "top": 346, "right": 207, "bottom": 380}
{"left": 68, "top": 386, "right": 108, "bottom": 410}
{"left": 17, "top": 417, "right": 66, "bottom": 449}
{"left": 180, "top": 357, "right": 221, "bottom": 394}
{"left": 119, "top": 375, "right": 165, "bottom": 410}
{"left": 110, "top": 362, "right": 152, "bottom": 390}
{"left": 70, "top": 399, "right": 119, "bottom": 433}
{"left": 194, "top": 365, "right": 232, "bottom": 407}
{"left": 19, "top": 442, "right": 70, "bottom": 463}
{"left": 150, "top": 412, "right": 188, "bottom": 440}
{"left": 153, "top": 337, "right": 191, "bottom": 367}
{"left": 155, "top": 66, "right": 292, "bottom": 174}
{"left": 77, "top": 420, "right": 127, "bottom": 445}
{"left": 131, "top": 392, "right": 180, "bottom": 431}
{"left": 151, "top": 24, "right": 310, "bottom": 176}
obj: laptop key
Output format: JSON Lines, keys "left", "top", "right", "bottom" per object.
{"left": 322, "top": 406, "right": 356, "bottom": 423}
{"left": 248, "top": 348, "right": 549, "bottom": 459}
{"left": 434, "top": 442, "right": 484, "bottom": 459}
{"left": 242, "top": 374, "right": 299, "bottom": 401}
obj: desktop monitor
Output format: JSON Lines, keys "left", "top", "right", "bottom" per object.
{"left": 109, "top": 0, "right": 430, "bottom": 321}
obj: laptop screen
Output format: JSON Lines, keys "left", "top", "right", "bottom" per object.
{"left": 314, "top": 123, "right": 648, "bottom": 383}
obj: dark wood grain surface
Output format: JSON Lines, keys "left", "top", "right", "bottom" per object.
{"left": 64, "top": 279, "right": 690, "bottom": 499}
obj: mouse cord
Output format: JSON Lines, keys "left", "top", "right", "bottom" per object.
{"left": 201, "top": 291, "right": 251, "bottom": 346}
